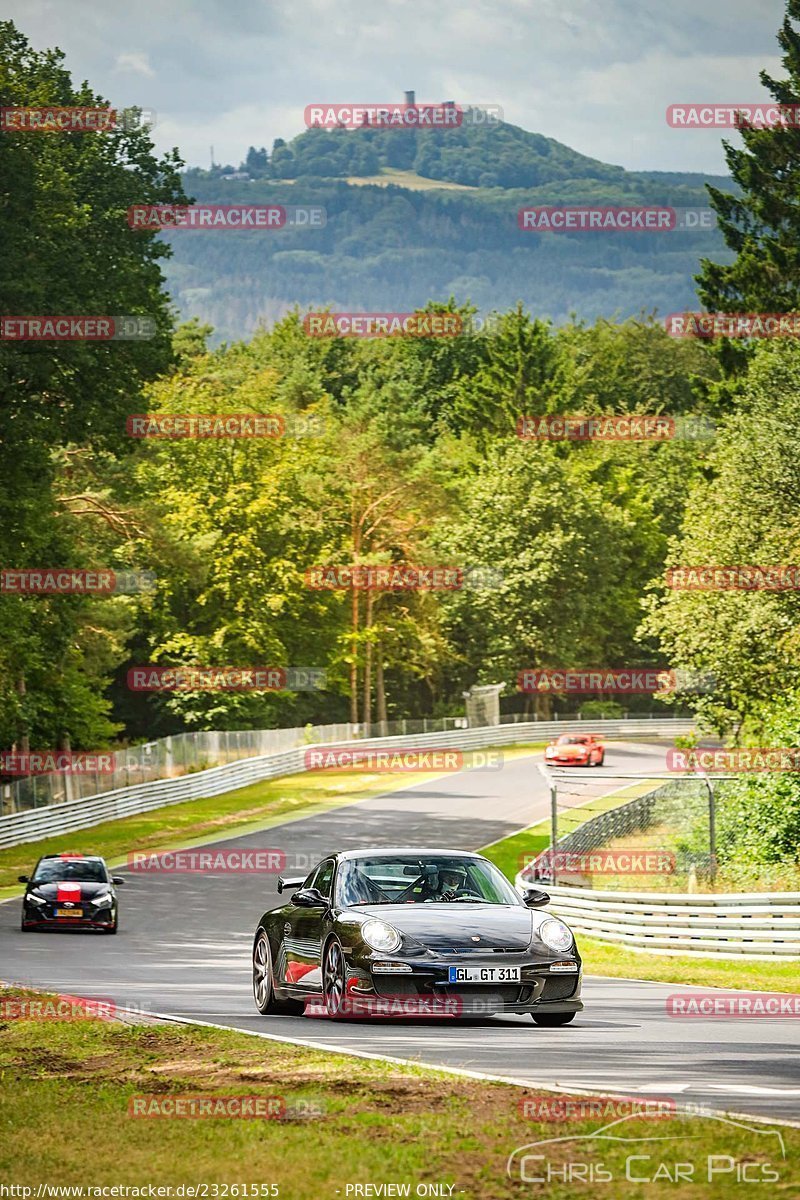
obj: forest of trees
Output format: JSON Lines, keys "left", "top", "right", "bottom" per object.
{"left": 164, "top": 170, "right": 733, "bottom": 343}
{"left": 3, "top": 1, "right": 800, "bottom": 868}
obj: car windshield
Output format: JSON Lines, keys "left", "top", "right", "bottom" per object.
{"left": 336, "top": 854, "right": 523, "bottom": 907}
{"left": 558, "top": 737, "right": 588, "bottom": 745}
{"left": 32, "top": 859, "right": 108, "bottom": 884}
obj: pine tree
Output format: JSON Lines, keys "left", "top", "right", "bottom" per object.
{"left": 698, "top": 0, "right": 800, "bottom": 315}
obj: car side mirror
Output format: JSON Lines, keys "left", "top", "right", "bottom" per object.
{"left": 523, "top": 888, "right": 550, "bottom": 908}
{"left": 277, "top": 875, "right": 305, "bottom": 895}
{"left": 18, "top": 875, "right": 29, "bottom": 883}
{"left": 293, "top": 887, "right": 328, "bottom": 908}
{"left": 111, "top": 876, "right": 125, "bottom": 885}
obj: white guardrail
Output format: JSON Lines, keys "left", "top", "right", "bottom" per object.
{"left": 0, "top": 717, "right": 694, "bottom": 850}
{"left": 513, "top": 880, "right": 800, "bottom": 961}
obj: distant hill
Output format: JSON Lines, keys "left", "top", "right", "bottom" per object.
{"left": 162, "top": 112, "right": 735, "bottom": 343}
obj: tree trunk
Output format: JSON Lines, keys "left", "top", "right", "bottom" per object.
{"left": 350, "top": 509, "right": 361, "bottom": 726}
{"left": 376, "top": 640, "right": 387, "bottom": 736}
{"left": 349, "top": 584, "right": 359, "bottom": 725}
{"left": 17, "top": 674, "right": 29, "bottom": 754}
{"left": 362, "top": 590, "right": 374, "bottom": 732}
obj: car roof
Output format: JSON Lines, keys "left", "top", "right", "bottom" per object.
{"left": 37, "top": 853, "right": 105, "bottom": 862}
{"left": 337, "top": 848, "right": 488, "bottom": 861}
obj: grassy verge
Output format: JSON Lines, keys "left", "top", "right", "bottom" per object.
{"left": 577, "top": 938, "right": 800, "bottom": 991}
{"left": 591, "top": 824, "right": 800, "bottom": 893}
{"left": 0, "top": 741, "right": 547, "bottom": 898}
{"left": 481, "top": 788, "right": 800, "bottom": 994}
{"left": 0, "top": 987, "right": 795, "bottom": 1198}
{"left": 481, "top": 779, "right": 658, "bottom": 882}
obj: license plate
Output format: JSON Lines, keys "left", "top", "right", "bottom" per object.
{"left": 56, "top": 908, "right": 82, "bottom": 917}
{"left": 447, "top": 965, "right": 521, "bottom": 984}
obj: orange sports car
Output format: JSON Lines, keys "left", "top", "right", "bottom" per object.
{"left": 544, "top": 733, "right": 605, "bottom": 767}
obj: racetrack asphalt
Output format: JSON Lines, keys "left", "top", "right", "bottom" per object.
{"left": 2, "top": 739, "right": 798, "bottom": 1125}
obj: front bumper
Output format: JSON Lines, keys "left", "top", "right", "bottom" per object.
{"left": 348, "top": 954, "right": 583, "bottom": 1016}
{"left": 22, "top": 904, "right": 116, "bottom": 930}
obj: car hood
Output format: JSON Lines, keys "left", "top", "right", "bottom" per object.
{"left": 548, "top": 744, "right": 589, "bottom": 756}
{"left": 29, "top": 881, "right": 110, "bottom": 901}
{"left": 351, "top": 903, "right": 537, "bottom": 951}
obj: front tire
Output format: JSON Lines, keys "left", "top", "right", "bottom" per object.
{"left": 323, "top": 936, "right": 346, "bottom": 1018}
{"left": 531, "top": 1011, "right": 577, "bottom": 1026}
{"left": 253, "top": 929, "right": 303, "bottom": 1015}
{"left": 253, "top": 929, "right": 280, "bottom": 1014}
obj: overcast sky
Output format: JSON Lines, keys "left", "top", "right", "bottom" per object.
{"left": 4, "top": 0, "right": 790, "bottom": 174}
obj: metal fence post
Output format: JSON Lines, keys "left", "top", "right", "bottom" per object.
{"left": 702, "top": 771, "right": 717, "bottom": 881}
{"left": 550, "top": 778, "right": 558, "bottom": 887}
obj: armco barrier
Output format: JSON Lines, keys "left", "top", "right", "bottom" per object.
{"left": 0, "top": 717, "right": 694, "bottom": 849}
{"left": 515, "top": 882, "right": 800, "bottom": 961}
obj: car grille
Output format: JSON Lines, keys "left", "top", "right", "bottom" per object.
{"left": 437, "top": 945, "right": 526, "bottom": 955}
{"left": 373, "top": 979, "right": 529, "bottom": 1004}
{"left": 540, "top": 976, "right": 578, "bottom": 1001}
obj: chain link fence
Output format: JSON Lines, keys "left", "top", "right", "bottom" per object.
{"left": 1, "top": 710, "right": 685, "bottom": 817}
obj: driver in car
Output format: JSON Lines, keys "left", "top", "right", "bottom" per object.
{"left": 422, "top": 865, "right": 469, "bottom": 902}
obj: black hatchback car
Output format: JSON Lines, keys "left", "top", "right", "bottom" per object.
{"left": 20, "top": 853, "right": 124, "bottom": 933}
{"left": 252, "top": 848, "right": 582, "bottom": 1022}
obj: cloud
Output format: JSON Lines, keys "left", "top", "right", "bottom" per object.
{"left": 115, "top": 52, "right": 155, "bottom": 78}
{"left": 2, "top": 0, "right": 790, "bottom": 172}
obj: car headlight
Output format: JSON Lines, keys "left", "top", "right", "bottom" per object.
{"left": 538, "top": 918, "right": 574, "bottom": 953}
{"left": 92, "top": 893, "right": 114, "bottom": 909}
{"left": 26, "top": 893, "right": 46, "bottom": 906}
{"left": 361, "top": 919, "right": 402, "bottom": 953}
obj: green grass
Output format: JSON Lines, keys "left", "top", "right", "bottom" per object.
{"left": 0, "top": 740, "right": 547, "bottom": 898}
{"left": 483, "top": 822, "right": 552, "bottom": 882}
{"left": 345, "top": 167, "right": 479, "bottom": 191}
{"left": 482, "top": 779, "right": 658, "bottom": 882}
{"left": 578, "top": 937, "right": 800, "bottom": 992}
{"left": 0, "top": 986, "right": 796, "bottom": 1198}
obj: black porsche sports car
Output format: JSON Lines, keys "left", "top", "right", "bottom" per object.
{"left": 252, "top": 848, "right": 582, "bottom": 1023}
{"left": 20, "top": 853, "right": 124, "bottom": 933}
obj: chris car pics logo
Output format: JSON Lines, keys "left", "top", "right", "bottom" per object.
{"left": 507, "top": 1111, "right": 786, "bottom": 1185}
